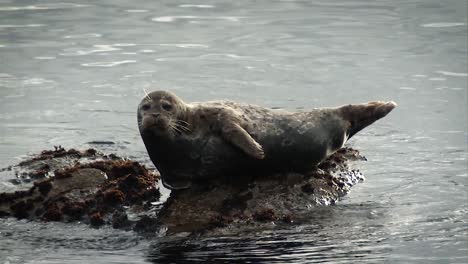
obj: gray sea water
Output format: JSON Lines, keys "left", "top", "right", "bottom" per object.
{"left": 0, "top": 0, "right": 467, "bottom": 263}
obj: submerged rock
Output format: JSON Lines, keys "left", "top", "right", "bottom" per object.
{"left": 0, "top": 146, "right": 365, "bottom": 235}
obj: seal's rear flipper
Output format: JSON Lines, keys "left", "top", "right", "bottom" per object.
{"left": 340, "top": 101, "right": 397, "bottom": 139}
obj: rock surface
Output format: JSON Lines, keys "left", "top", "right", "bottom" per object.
{"left": 0, "top": 147, "right": 161, "bottom": 230}
{"left": 156, "top": 147, "right": 366, "bottom": 235}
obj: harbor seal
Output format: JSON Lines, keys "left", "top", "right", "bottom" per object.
{"left": 138, "top": 90, "right": 396, "bottom": 189}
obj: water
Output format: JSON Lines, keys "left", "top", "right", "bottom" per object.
{"left": 0, "top": 0, "right": 467, "bottom": 263}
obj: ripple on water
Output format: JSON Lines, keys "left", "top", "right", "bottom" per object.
{"left": 0, "top": 24, "right": 45, "bottom": 28}
{"left": 126, "top": 9, "right": 149, "bottom": 13}
{"left": 113, "top": 43, "right": 137, "bottom": 47}
{"left": 199, "top": 53, "right": 257, "bottom": 60}
{"left": 0, "top": 3, "right": 88, "bottom": 11}
{"left": 152, "top": 16, "right": 242, "bottom": 23}
{"left": 0, "top": 219, "right": 141, "bottom": 252}
{"left": 63, "top": 33, "right": 102, "bottom": 39}
{"left": 435, "top": 71, "right": 468, "bottom": 77}
{"left": 428, "top": 77, "right": 446, "bottom": 81}
{"left": 22, "top": 78, "right": 56, "bottom": 86}
{"left": 421, "top": 22, "right": 466, "bottom": 28}
{"left": 159, "top": 43, "right": 209, "bottom": 48}
{"left": 81, "top": 60, "right": 137, "bottom": 67}
{"left": 34, "top": 56, "right": 56, "bottom": 60}
{"left": 399, "top": 87, "right": 417, "bottom": 90}
{"left": 179, "top": 4, "right": 215, "bottom": 8}
{"left": 0, "top": 76, "right": 24, "bottom": 96}
{"left": 60, "top": 45, "right": 121, "bottom": 56}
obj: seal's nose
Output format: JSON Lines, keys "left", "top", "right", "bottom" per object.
{"left": 152, "top": 113, "right": 160, "bottom": 118}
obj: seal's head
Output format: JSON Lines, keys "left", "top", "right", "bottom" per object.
{"left": 137, "top": 90, "right": 189, "bottom": 137}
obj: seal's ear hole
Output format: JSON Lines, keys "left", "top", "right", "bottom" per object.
{"left": 162, "top": 102, "right": 173, "bottom": 111}
{"left": 142, "top": 104, "right": 151, "bottom": 111}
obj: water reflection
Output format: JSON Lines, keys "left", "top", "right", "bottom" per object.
{"left": 147, "top": 204, "right": 394, "bottom": 263}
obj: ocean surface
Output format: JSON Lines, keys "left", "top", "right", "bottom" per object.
{"left": 0, "top": 0, "right": 467, "bottom": 263}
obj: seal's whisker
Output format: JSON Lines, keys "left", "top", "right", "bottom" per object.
{"left": 173, "top": 123, "right": 190, "bottom": 132}
{"left": 175, "top": 122, "right": 191, "bottom": 132}
{"left": 177, "top": 125, "right": 190, "bottom": 132}
{"left": 177, "top": 120, "right": 190, "bottom": 126}
{"left": 178, "top": 125, "right": 190, "bottom": 131}
{"left": 143, "top": 88, "right": 151, "bottom": 100}
{"left": 169, "top": 123, "right": 182, "bottom": 134}
{"left": 176, "top": 119, "right": 190, "bottom": 127}
{"left": 175, "top": 126, "right": 190, "bottom": 133}
{"left": 168, "top": 124, "right": 176, "bottom": 133}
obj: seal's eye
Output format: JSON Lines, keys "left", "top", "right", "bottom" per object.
{"left": 162, "top": 102, "right": 172, "bottom": 111}
{"left": 141, "top": 104, "right": 151, "bottom": 111}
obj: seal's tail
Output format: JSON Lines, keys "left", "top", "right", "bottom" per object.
{"left": 339, "top": 101, "right": 397, "bottom": 139}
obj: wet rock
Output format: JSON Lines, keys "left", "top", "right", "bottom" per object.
{"left": 111, "top": 211, "right": 131, "bottom": 229}
{"left": 11, "top": 200, "right": 33, "bottom": 219}
{"left": 103, "top": 189, "right": 126, "bottom": 205}
{"left": 156, "top": 147, "right": 366, "bottom": 235}
{"left": 253, "top": 208, "right": 277, "bottom": 222}
{"left": 35, "top": 180, "right": 52, "bottom": 196}
{"left": 42, "top": 203, "right": 62, "bottom": 222}
{"left": 89, "top": 211, "right": 105, "bottom": 227}
{"left": 134, "top": 216, "right": 159, "bottom": 234}
{"left": 0, "top": 147, "right": 161, "bottom": 229}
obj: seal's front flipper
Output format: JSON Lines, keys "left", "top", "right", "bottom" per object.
{"left": 339, "top": 101, "right": 397, "bottom": 139}
{"left": 221, "top": 122, "right": 265, "bottom": 159}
